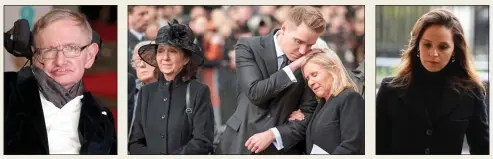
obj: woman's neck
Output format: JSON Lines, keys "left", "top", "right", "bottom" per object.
{"left": 163, "top": 73, "right": 178, "bottom": 81}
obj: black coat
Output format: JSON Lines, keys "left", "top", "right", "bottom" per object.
{"left": 4, "top": 67, "right": 117, "bottom": 155}
{"left": 128, "top": 74, "right": 215, "bottom": 155}
{"left": 306, "top": 88, "right": 365, "bottom": 155}
{"left": 376, "top": 77, "right": 489, "bottom": 155}
{"left": 215, "top": 29, "right": 317, "bottom": 154}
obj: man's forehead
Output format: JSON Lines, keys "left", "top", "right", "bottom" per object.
{"left": 35, "top": 20, "right": 89, "bottom": 47}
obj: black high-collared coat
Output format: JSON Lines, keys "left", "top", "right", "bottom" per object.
{"left": 4, "top": 67, "right": 117, "bottom": 155}
{"left": 376, "top": 77, "right": 489, "bottom": 155}
{"left": 128, "top": 74, "right": 215, "bottom": 155}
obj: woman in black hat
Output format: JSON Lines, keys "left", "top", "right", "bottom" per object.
{"left": 129, "top": 19, "right": 214, "bottom": 155}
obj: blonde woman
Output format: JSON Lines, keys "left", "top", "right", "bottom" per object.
{"left": 300, "top": 49, "right": 365, "bottom": 154}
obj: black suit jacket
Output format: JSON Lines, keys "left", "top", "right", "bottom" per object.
{"left": 306, "top": 88, "right": 365, "bottom": 155}
{"left": 216, "top": 29, "right": 317, "bottom": 154}
{"left": 376, "top": 77, "right": 489, "bottom": 155}
{"left": 4, "top": 67, "right": 117, "bottom": 155}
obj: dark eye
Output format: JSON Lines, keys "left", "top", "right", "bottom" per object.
{"left": 295, "top": 39, "right": 301, "bottom": 44}
{"left": 423, "top": 43, "right": 432, "bottom": 48}
{"left": 312, "top": 72, "right": 318, "bottom": 77}
{"left": 439, "top": 45, "right": 449, "bottom": 50}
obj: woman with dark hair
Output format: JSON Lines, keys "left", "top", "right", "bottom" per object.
{"left": 376, "top": 8, "right": 489, "bottom": 155}
{"left": 128, "top": 19, "right": 214, "bottom": 155}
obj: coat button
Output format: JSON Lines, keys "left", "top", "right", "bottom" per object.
{"left": 267, "top": 114, "right": 271, "bottom": 118}
{"left": 164, "top": 98, "right": 168, "bottom": 101}
{"left": 425, "top": 148, "right": 430, "bottom": 154}
{"left": 161, "top": 152, "right": 165, "bottom": 154}
{"left": 426, "top": 129, "right": 433, "bottom": 135}
{"left": 161, "top": 133, "right": 165, "bottom": 138}
{"left": 161, "top": 115, "right": 166, "bottom": 119}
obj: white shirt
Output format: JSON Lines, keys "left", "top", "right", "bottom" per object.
{"left": 40, "top": 92, "right": 83, "bottom": 154}
{"left": 270, "top": 31, "right": 298, "bottom": 150}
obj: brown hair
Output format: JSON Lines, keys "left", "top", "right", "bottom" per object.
{"left": 32, "top": 8, "right": 93, "bottom": 46}
{"left": 286, "top": 6, "right": 326, "bottom": 34}
{"left": 389, "top": 8, "right": 485, "bottom": 94}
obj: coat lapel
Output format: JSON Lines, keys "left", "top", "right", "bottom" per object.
{"left": 435, "top": 87, "right": 461, "bottom": 121}
{"left": 398, "top": 86, "right": 431, "bottom": 126}
{"left": 261, "top": 29, "right": 281, "bottom": 76}
{"left": 16, "top": 69, "right": 50, "bottom": 153}
{"left": 78, "top": 93, "right": 104, "bottom": 154}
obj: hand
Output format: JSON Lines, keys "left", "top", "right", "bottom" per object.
{"left": 288, "top": 49, "right": 325, "bottom": 71}
{"left": 288, "top": 55, "right": 308, "bottom": 71}
{"left": 308, "top": 48, "right": 325, "bottom": 55}
{"left": 245, "top": 130, "right": 275, "bottom": 154}
{"left": 288, "top": 109, "right": 305, "bottom": 121}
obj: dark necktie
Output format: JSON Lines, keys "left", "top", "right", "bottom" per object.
{"left": 280, "top": 54, "right": 290, "bottom": 69}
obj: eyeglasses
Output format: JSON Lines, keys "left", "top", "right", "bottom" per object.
{"left": 131, "top": 58, "right": 144, "bottom": 68}
{"left": 35, "top": 43, "right": 91, "bottom": 60}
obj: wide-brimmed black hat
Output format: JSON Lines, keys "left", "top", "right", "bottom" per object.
{"left": 138, "top": 19, "right": 203, "bottom": 69}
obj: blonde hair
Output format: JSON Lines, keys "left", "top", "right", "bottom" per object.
{"left": 286, "top": 6, "right": 326, "bottom": 34}
{"left": 32, "top": 9, "right": 93, "bottom": 46}
{"left": 302, "top": 48, "right": 358, "bottom": 97}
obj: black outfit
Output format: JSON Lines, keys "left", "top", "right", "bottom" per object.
{"left": 128, "top": 73, "right": 215, "bottom": 155}
{"left": 215, "top": 29, "right": 317, "bottom": 154}
{"left": 306, "top": 88, "right": 365, "bottom": 155}
{"left": 4, "top": 67, "right": 117, "bottom": 155}
{"left": 376, "top": 63, "right": 489, "bottom": 155}
{"left": 128, "top": 73, "right": 137, "bottom": 131}
{"left": 350, "top": 61, "right": 365, "bottom": 98}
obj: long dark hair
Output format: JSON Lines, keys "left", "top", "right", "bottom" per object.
{"left": 389, "top": 8, "right": 485, "bottom": 95}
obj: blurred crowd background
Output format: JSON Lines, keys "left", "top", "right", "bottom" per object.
{"left": 128, "top": 5, "right": 365, "bottom": 128}
{"left": 375, "top": 6, "right": 489, "bottom": 154}
{"left": 4, "top": 5, "right": 118, "bottom": 129}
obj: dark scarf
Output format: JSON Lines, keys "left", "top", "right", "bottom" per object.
{"left": 31, "top": 66, "right": 85, "bottom": 108}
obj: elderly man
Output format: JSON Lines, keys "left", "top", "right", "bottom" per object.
{"left": 4, "top": 9, "right": 116, "bottom": 155}
{"left": 128, "top": 40, "right": 158, "bottom": 136}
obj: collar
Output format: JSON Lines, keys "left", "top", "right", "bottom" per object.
{"left": 135, "top": 79, "right": 144, "bottom": 91}
{"left": 273, "top": 31, "right": 286, "bottom": 58}
{"left": 129, "top": 29, "right": 145, "bottom": 41}
{"left": 157, "top": 70, "right": 188, "bottom": 89}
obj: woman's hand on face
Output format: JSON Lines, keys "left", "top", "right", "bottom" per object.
{"left": 288, "top": 109, "right": 305, "bottom": 121}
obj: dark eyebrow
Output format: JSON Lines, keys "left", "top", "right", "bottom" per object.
{"left": 422, "top": 38, "right": 451, "bottom": 46}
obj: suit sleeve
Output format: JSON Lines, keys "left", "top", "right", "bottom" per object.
{"left": 466, "top": 86, "right": 489, "bottom": 155}
{"left": 235, "top": 37, "right": 295, "bottom": 107}
{"left": 375, "top": 79, "right": 392, "bottom": 154}
{"left": 128, "top": 88, "right": 153, "bottom": 154}
{"left": 332, "top": 92, "right": 365, "bottom": 155}
{"left": 275, "top": 85, "right": 317, "bottom": 150}
{"left": 172, "top": 85, "right": 215, "bottom": 155}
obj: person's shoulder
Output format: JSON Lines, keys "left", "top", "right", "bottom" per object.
{"left": 189, "top": 79, "right": 209, "bottom": 91}
{"left": 339, "top": 88, "right": 363, "bottom": 100}
{"left": 141, "top": 82, "right": 159, "bottom": 91}
{"left": 237, "top": 36, "right": 261, "bottom": 45}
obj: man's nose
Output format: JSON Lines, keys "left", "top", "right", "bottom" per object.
{"left": 55, "top": 51, "right": 67, "bottom": 66}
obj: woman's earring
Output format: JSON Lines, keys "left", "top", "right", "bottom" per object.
{"left": 417, "top": 50, "right": 420, "bottom": 57}
{"left": 451, "top": 55, "right": 455, "bottom": 62}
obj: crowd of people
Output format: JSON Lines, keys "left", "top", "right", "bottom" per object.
{"left": 127, "top": 5, "right": 365, "bottom": 155}
{"left": 128, "top": 5, "right": 365, "bottom": 127}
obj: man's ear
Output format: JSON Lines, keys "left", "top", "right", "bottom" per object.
{"left": 84, "top": 43, "right": 98, "bottom": 69}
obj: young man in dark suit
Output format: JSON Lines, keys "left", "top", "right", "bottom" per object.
{"left": 215, "top": 6, "right": 326, "bottom": 154}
